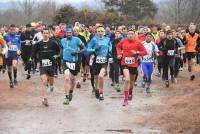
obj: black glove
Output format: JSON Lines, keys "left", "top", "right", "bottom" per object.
{"left": 95, "top": 46, "right": 101, "bottom": 52}
{"left": 71, "top": 52, "right": 78, "bottom": 56}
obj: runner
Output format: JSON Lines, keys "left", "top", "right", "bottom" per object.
{"left": 116, "top": 27, "right": 147, "bottom": 106}
{"left": 110, "top": 30, "right": 122, "bottom": 92}
{"left": 61, "top": 27, "right": 85, "bottom": 105}
{"left": 0, "top": 37, "right": 7, "bottom": 73}
{"left": 159, "top": 30, "right": 179, "bottom": 87}
{"left": 87, "top": 26, "right": 112, "bottom": 101}
{"left": 31, "top": 28, "right": 60, "bottom": 106}
{"left": 141, "top": 32, "right": 159, "bottom": 93}
{"left": 4, "top": 24, "right": 21, "bottom": 88}
{"left": 183, "top": 24, "right": 200, "bottom": 80}
{"left": 20, "top": 24, "right": 34, "bottom": 79}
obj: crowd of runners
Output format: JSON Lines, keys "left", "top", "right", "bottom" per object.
{"left": 0, "top": 21, "right": 199, "bottom": 107}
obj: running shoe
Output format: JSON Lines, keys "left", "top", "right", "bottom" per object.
{"left": 10, "top": 81, "right": 14, "bottom": 88}
{"left": 26, "top": 74, "right": 31, "bottom": 80}
{"left": 190, "top": 75, "right": 195, "bottom": 81}
{"left": 76, "top": 82, "right": 81, "bottom": 88}
{"left": 63, "top": 97, "right": 70, "bottom": 105}
{"left": 115, "top": 84, "right": 120, "bottom": 92}
{"left": 99, "top": 93, "right": 104, "bottom": 101}
{"left": 95, "top": 90, "right": 100, "bottom": 99}
{"left": 146, "top": 87, "right": 151, "bottom": 94}
{"left": 165, "top": 80, "right": 169, "bottom": 88}
{"left": 42, "top": 98, "right": 49, "bottom": 107}
{"left": 13, "top": 79, "right": 18, "bottom": 86}
{"left": 123, "top": 99, "right": 128, "bottom": 106}
{"left": 142, "top": 81, "right": 146, "bottom": 88}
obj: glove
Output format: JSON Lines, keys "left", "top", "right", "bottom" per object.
{"left": 95, "top": 46, "right": 101, "bottom": 52}
{"left": 53, "top": 54, "right": 60, "bottom": 60}
{"left": 28, "top": 57, "right": 32, "bottom": 62}
{"left": 17, "top": 50, "right": 21, "bottom": 56}
{"left": 71, "top": 52, "right": 79, "bottom": 56}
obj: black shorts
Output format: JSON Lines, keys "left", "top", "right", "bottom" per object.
{"left": 6, "top": 57, "right": 18, "bottom": 66}
{"left": 82, "top": 55, "right": 89, "bottom": 67}
{"left": 92, "top": 63, "right": 107, "bottom": 76}
{"left": 40, "top": 67, "right": 54, "bottom": 77}
{"left": 186, "top": 52, "right": 196, "bottom": 61}
{"left": 63, "top": 61, "right": 79, "bottom": 76}
{"left": 121, "top": 65, "right": 138, "bottom": 75}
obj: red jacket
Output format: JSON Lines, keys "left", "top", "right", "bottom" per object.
{"left": 116, "top": 38, "right": 147, "bottom": 67}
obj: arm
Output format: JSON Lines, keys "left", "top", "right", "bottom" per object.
{"left": 137, "top": 42, "right": 147, "bottom": 56}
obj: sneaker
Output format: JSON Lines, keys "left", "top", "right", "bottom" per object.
{"left": 42, "top": 98, "right": 49, "bottom": 107}
{"left": 123, "top": 99, "right": 128, "bottom": 107}
{"left": 48, "top": 86, "right": 54, "bottom": 92}
{"left": 190, "top": 75, "right": 195, "bottom": 81}
{"left": 76, "top": 82, "right": 81, "bottom": 88}
{"left": 95, "top": 90, "right": 99, "bottom": 99}
{"left": 10, "top": 81, "right": 14, "bottom": 88}
{"left": 69, "top": 91, "right": 73, "bottom": 102}
{"left": 26, "top": 74, "right": 31, "bottom": 80}
{"left": 115, "top": 84, "right": 120, "bottom": 92}
{"left": 54, "top": 74, "right": 58, "bottom": 78}
{"left": 146, "top": 87, "right": 151, "bottom": 94}
{"left": 155, "top": 73, "right": 161, "bottom": 77}
{"left": 83, "top": 77, "right": 86, "bottom": 82}
{"left": 99, "top": 93, "right": 104, "bottom": 101}
{"left": 165, "top": 80, "right": 169, "bottom": 88}
{"left": 13, "top": 79, "right": 18, "bottom": 86}
{"left": 111, "top": 83, "right": 114, "bottom": 86}
{"left": 63, "top": 97, "right": 70, "bottom": 105}
{"left": 142, "top": 81, "right": 145, "bottom": 88}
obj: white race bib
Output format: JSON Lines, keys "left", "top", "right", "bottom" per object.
{"left": 8, "top": 45, "right": 17, "bottom": 51}
{"left": 167, "top": 50, "right": 175, "bottom": 56}
{"left": 108, "top": 58, "right": 113, "bottom": 63}
{"left": 143, "top": 56, "right": 154, "bottom": 62}
{"left": 66, "top": 62, "right": 75, "bottom": 70}
{"left": 125, "top": 57, "right": 135, "bottom": 64}
{"left": 96, "top": 56, "right": 107, "bottom": 64}
{"left": 42, "top": 59, "right": 52, "bottom": 67}
{"left": 25, "top": 40, "right": 31, "bottom": 46}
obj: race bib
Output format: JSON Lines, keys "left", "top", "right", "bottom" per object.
{"left": 96, "top": 56, "right": 107, "bottom": 64}
{"left": 125, "top": 57, "right": 135, "bottom": 64}
{"left": 42, "top": 59, "right": 52, "bottom": 67}
{"left": 108, "top": 58, "right": 113, "bottom": 63}
{"left": 25, "top": 40, "right": 31, "bottom": 46}
{"left": 143, "top": 56, "right": 154, "bottom": 62}
{"left": 167, "top": 50, "right": 175, "bottom": 56}
{"left": 66, "top": 62, "right": 75, "bottom": 70}
{"left": 8, "top": 45, "right": 17, "bottom": 51}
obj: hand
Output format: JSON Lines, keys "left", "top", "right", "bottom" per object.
{"left": 53, "top": 55, "right": 60, "bottom": 60}
{"left": 95, "top": 46, "right": 101, "bottom": 52}
{"left": 71, "top": 52, "right": 78, "bottom": 56}
{"left": 28, "top": 57, "right": 32, "bottom": 62}
{"left": 117, "top": 55, "right": 122, "bottom": 59}
{"left": 17, "top": 50, "right": 21, "bottom": 56}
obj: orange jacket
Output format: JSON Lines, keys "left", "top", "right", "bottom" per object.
{"left": 185, "top": 33, "right": 199, "bottom": 52}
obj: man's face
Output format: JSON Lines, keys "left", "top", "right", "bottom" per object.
{"left": 146, "top": 35, "right": 152, "bottom": 42}
{"left": 189, "top": 25, "right": 196, "bottom": 34}
{"left": 66, "top": 32, "right": 72, "bottom": 38}
{"left": 127, "top": 31, "right": 135, "bottom": 40}
{"left": 115, "top": 32, "right": 121, "bottom": 39}
{"left": 143, "top": 28, "right": 148, "bottom": 34}
{"left": 97, "top": 28, "right": 105, "bottom": 37}
{"left": 84, "top": 27, "right": 89, "bottom": 33}
{"left": 159, "top": 31, "right": 165, "bottom": 38}
{"left": 167, "top": 33, "right": 173, "bottom": 40}
{"left": 10, "top": 27, "right": 16, "bottom": 35}
{"left": 42, "top": 30, "right": 50, "bottom": 40}
{"left": 152, "top": 26, "right": 158, "bottom": 33}
{"left": 26, "top": 27, "right": 32, "bottom": 32}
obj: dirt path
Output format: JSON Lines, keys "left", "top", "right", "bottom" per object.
{"left": 0, "top": 64, "right": 199, "bottom": 134}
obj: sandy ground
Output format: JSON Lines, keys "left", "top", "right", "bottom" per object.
{"left": 0, "top": 63, "right": 199, "bottom": 134}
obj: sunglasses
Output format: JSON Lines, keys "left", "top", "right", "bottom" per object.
{"left": 97, "top": 30, "right": 104, "bottom": 32}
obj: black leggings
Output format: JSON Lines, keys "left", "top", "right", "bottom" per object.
{"left": 163, "top": 56, "right": 175, "bottom": 81}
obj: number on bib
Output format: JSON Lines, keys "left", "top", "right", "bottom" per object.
{"left": 167, "top": 50, "right": 175, "bottom": 56}
{"left": 8, "top": 45, "right": 17, "bottom": 51}
{"left": 108, "top": 58, "right": 113, "bottom": 63}
{"left": 42, "top": 59, "right": 52, "bottom": 67}
{"left": 96, "top": 56, "right": 107, "bottom": 64}
{"left": 66, "top": 62, "right": 75, "bottom": 70}
{"left": 125, "top": 57, "right": 135, "bottom": 64}
{"left": 143, "top": 56, "right": 153, "bottom": 62}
